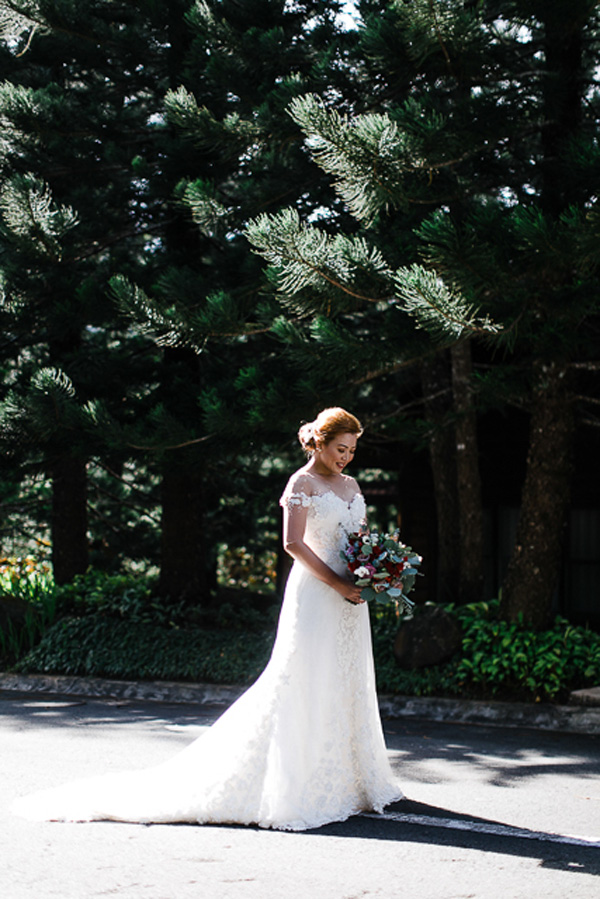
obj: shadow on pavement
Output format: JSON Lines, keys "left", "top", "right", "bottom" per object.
{"left": 383, "top": 719, "right": 600, "bottom": 787}
{"left": 300, "top": 799, "right": 600, "bottom": 876}
{"left": 0, "top": 692, "right": 222, "bottom": 730}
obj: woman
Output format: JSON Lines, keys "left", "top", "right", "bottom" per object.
{"left": 12, "top": 407, "right": 402, "bottom": 829}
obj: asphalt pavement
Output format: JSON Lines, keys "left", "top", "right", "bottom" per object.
{"left": 1, "top": 671, "right": 600, "bottom": 734}
{"left": 1, "top": 684, "right": 600, "bottom": 899}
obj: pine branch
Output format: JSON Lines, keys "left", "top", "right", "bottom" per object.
{"left": 367, "top": 387, "right": 452, "bottom": 425}
{"left": 180, "top": 179, "right": 232, "bottom": 239}
{"left": 89, "top": 460, "right": 157, "bottom": 504}
{"left": 394, "top": 264, "right": 501, "bottom": 341}
{"left": 0, "top": 1, "right": 45, "bottom": 43}
{"left": 125, "top": 433, "right": 216, "bottom": 453}
{"left": 0, "top": 366, "right": 89, "bottom": 453}
{"left": 0, "top": 0, "right": 130, "bottom": 50}
{"left": 0, "top": 173, "right": 78, "bottom": 260}
{"left": 427, "top": 0, "right": 455, "bottom": 76}
{"left": 246, "top": 208, "right": 393, "bottom": 311}
{"left": 288, "top": 93, "right": 436, "bottom": 222}
{"left": 111, "top": 275, "right": 271, "bottom": 349}
{"left": 165, "top": 86, "right": 262, "bottom": 157}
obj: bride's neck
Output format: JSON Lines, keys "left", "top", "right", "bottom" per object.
{"left": 306, "top": 459, "right": 341, "bottom": 480}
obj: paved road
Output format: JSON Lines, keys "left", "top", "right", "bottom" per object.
{"left": 2, "top": 690, "right": 599, "bottom": 899}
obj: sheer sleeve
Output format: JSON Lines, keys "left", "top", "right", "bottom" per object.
{"left": 279, "top": 491, "right": 311, "bottom": 511}
{"left": 279, "top": 474, "right": 314, "bottom": 551}
{"left": 279, "top": 473, "right": 313, "bottom": 510}
{"left": 282, "top": 492, "right": 310, "bottom": 551}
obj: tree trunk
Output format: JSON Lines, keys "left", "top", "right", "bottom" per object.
{"left": 420, "top": 351, "right": 460, "bottom": 603}
{"left": 158, "top": 459, "right": 209, "bottom": 604}
{"left": 500, "top": 8, "right": 581, "bottom": 628}
{"left": 451, "top": 339, "right": 484, "bottom": 605}
{"left": 500, "top": 362, "right": 574, "bottom": 628}
{"left": 51, "top": 454, "right": 88, "bottom": 584}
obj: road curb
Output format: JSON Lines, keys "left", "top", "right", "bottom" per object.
{"left": 0, "top": 672, "right": 245, "bottom": 707}
{"left": 378, "top": 693, "right": 600, "bottom": 735}
{"left": 1, "top": 672, "right": 600, "bottom": 735}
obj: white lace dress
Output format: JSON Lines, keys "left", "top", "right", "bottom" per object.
{"left": 12, "top": 484, "right": 402, "bottom": 830}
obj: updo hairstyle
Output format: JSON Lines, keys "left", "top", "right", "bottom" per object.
{"left": 298, "top": 407, "right": 363, "bottom": 456}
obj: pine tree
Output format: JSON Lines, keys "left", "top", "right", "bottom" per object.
{"left": 0, "top": 0, "right": 363, "bottom": 600}
{"left": 112, "top": 0, "right": 368, "bottom": 599}
{"left": 0, "top": 1, "right": 192, "bottom": 581}
{"left": 246, "top": 0, "right": 600, "bottom": 626}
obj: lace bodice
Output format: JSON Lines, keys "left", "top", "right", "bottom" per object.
{"left": 280, "top": 489, "right": 366, "bottom": 573}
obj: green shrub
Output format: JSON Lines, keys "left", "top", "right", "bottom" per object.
{"left": 372, "top": 600, "right": 600, "bottom": 702}
{"left": 5, "top": 566, "right": 279, "bottom": 676}
{"left": 54, "top": 569, "right": 277, "bottom": 631}
{"left": 12, "top": 594, "right": 600, "bottom": 703}
{"left": 54, "top": 569, "right": 162, "bottom": 622}
{"left": 451, "top": 600, "right": 600, "bottom": 700}
{"left": 16, "top": 615, "right": 274, "bottom": 685}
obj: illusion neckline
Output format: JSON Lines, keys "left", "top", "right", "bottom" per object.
{"left": 310, "top": 490, "right": 363, "bottom": 510}
{"left": 299, "top": 470, "right": 360, "bottom": 506}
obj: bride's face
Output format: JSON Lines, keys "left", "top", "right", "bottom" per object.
{"left": 315, "top": 431, "right": 358, "bottom": 476}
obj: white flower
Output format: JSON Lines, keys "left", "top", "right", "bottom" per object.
{"left": 354, "top": 565, "right": 371, "bottom": 579}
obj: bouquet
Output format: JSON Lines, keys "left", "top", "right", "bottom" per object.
{"left": 342, "top": 522, "right": 422, "bottom": 611}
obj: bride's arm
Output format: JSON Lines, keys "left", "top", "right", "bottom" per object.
{"left": 282, "top": 499, "right": 364, "bottom": 604}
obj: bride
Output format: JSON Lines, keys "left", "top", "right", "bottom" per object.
{"left": 12, "top": 407, "right": 403, "bottom": 830}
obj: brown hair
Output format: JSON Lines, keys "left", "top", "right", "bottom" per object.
{"left": 298, "top": 407, "right": 363, "bottom": 456}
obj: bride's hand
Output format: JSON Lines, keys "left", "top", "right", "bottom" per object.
{"left": 341, "top": 583, "right": 365, "bottom": 605}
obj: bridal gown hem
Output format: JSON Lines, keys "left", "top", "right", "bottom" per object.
{"left": 12, "top": 483, "right": 403, "bottom": 830}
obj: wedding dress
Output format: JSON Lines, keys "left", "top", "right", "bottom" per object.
{"left": 12, "top": 479, "right": 402, "bottom": 830}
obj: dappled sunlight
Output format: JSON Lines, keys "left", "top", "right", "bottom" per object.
{"left": 382, "top": 719, "right": 600, "bottom": 804}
